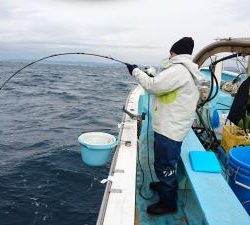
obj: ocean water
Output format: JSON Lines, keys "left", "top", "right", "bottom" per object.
{"left": 0, "top": 61, "right": 135, "bottom": 225}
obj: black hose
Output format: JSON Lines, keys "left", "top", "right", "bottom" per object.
{"left": 213, "top": 53, "right": 241, "bottom": 64}
{"left": 137, "top": 146, "right": 154, "bottom": 200}
{"left": 137, "top": 93, "right": 154, "bottom": 200}
{"left": 207, "top": 65, "right": 219, "bottom": 102}
{"left": 195, "top": 108, "right": 220, "bottom": 149}
{"left": 199, "top": 63, "right": 220, "bottom": 107}
{"left": 217, "top": 102, "right": 231, "bottom": 108}
{"left": 198, "top": 53, "right": 249, "bottom": 107}
{"left": 0, "top": 52, "right": 129, "bottom": 91}
{"left": 206, "top": 65, "right": 215, "bottom": 101}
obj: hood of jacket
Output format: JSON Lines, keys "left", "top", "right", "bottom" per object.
{"left": 170, "top": 54, "right": 204, "bottom": 85}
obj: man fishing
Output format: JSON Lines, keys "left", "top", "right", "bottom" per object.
{"left": 126, "top": 37, "right": 201, "bottom": 215}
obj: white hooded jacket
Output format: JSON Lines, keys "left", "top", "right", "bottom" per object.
{"left": 132, "top": 54, "right": 201, "bottom": 142}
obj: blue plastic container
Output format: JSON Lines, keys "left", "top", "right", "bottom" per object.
{"left": 228, "top": 146, "right": 250, "bottom": 214}
{"left": 78, "top": 132, "right": 119, "bottom": 166}
{"left": 211, "top": 110, "right": 220, "bottom": 128}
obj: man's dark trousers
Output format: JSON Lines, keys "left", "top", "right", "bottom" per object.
{"left": 154, "top": 132, "right": 182, "bottom": 206}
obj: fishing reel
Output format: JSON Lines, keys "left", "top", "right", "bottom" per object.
{"left": 122, "top": 106, "right": 146, "bottom": 139}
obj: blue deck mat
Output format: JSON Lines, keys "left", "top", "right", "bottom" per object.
{"left": 189, "top": 151, "right": 222, "bottom": 173}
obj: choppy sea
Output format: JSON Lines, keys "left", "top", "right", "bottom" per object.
{"left": 0, "top": 61, "right": 135, "bottom": 225}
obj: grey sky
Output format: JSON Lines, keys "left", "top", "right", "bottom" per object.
{"left": 0, "top": 0, "right": 249, "bottom": 64}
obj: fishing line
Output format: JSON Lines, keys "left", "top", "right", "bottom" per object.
{"left": 0, "top": 52, "right": 130, "bottom": 91}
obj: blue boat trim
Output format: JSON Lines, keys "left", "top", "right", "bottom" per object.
{"left": 182, "top": 129, "right": 250, "bottom": 224}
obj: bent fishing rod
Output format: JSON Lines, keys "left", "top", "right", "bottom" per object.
{"left": 0, "top": 52, "right": 131, "bottom": 91}
{"left": 0, "top": 52, "right": 154, "bottom": 200}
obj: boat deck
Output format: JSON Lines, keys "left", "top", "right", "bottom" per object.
{"left": 136, "top": 93, "right": 250, "bottom": 225}
{"left": 136, "top": 93, "right": 203, "bottom": 225}
{"left": 96, "top": 87, "right": 250, "bottom": 225}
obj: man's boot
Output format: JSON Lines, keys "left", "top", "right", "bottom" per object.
{"left": 149, "top": 182, "right": 161, "bottom": 192}
{"left": 147, "top": 201, "right": 177, "bottom": 216}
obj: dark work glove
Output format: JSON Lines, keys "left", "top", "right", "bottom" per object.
{"left": 126, "top": 64, "right": 138, "bottom": 75}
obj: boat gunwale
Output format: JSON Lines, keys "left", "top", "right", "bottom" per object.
{"left": 96, "top": 86, "right": 139, "bottom": 225}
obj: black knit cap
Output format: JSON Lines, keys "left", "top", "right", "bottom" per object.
{"left": 170, "top": 37, "right": 194, "bottom": 55}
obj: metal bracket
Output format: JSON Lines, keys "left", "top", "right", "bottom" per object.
{"left": 124, "top": 141, "right": 131, "bottom": 147}
{"left": 114, "top": 169, "right": 125, "bottom": 173}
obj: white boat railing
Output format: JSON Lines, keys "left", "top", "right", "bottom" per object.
{"left": 96, "top": 86, "right": 143, "bottom": 225}
{"left": 96, "top": 93, "right": 129, "bottom": 225}
{"left": 95, "top": 145, "right": 120, "bottom": 225}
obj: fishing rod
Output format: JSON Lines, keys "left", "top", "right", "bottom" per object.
{"left": 1, "top": 52, "right": 155, "bottom": 200}
{"left": 0, "top": 52, "right": 130, "bottom": 91}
